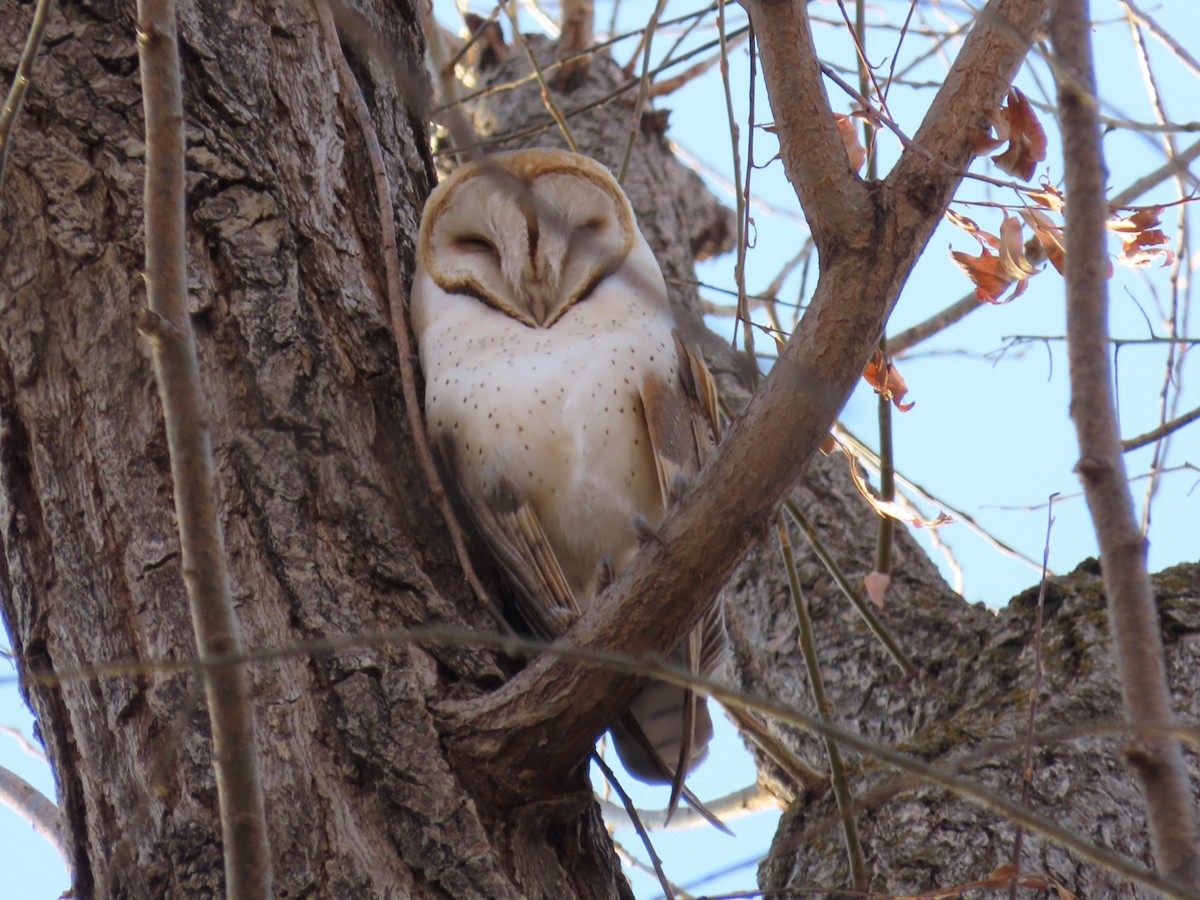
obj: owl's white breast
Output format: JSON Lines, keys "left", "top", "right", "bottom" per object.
{"left": 413, "top": 250, "right": 680, "bottom": 606}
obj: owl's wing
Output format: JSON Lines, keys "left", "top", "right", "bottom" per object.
{"left": 639, "top": 331, "right": 720, "bottom": 501}
{"left": 436, "top": 440, "right": 579, "bottom": 638}
{"left": 636, "top": 330, "right": 729, "bottom": 824}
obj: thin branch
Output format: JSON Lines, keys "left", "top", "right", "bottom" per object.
{"left": 1052, "top": 0, "right": 1200, "bottom": 884}
{"left": 784, "top": 498, "right": 917, "bottom": 676}
{"left": 719, "top": 2, "right": 755, "bottom": 368}
{"left": 744, "top": 0, "right": 870, "bottom": 249}
{"left": 616, "top": 0, "right": 666, "bottom": 184}
{"left": 504, "top": 2, "right": 579, "bottom": 152}
{"left": 0, "top": 723, "right": 45, "bottom": 760}
{"left": 778, "top": 514, "right": 867, "bottom": 890}
{"left": 835, "top": 425, "right": 1050, "bottom": 575}
{"left": 890, "top": 291, "right": 982, "bottom": 356}
{"left": 592, "top": 752, "right": 676, "bottom": 900}
{"left": 0, "top": 763, "right": 68, "bottom": 871}
{"left": 1120, "top": 0, "right": 1200, "bottom": 80}
{"left": 133, "top": 2, "right": 270, "bottom": 896}
{"left": 599, "top": 782, "right": 777, "bottom": 832}
{"left": 1123, "top": 403, "right": 1200, "bottom": 452}
{"left": 0, "top": 0, "right": 54, "bottom": 197}
{"left": 25, "top": 625, "right": 1196, "bottom": 899}
{"left": 1009, "top": 495, "right": 1056, "bottom": 899}
{"left": 649, "top": 29, "right": 749, "bottom": 99}
{"left": 1111, "top": 136, "right": 1200, "bottom": 206}
{"left": 316, "top": 3, "right": 506, "bottom": 630}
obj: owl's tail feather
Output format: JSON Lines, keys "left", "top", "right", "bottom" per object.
{"left": 609, "top": 689, "right": 732, "bottom": 835}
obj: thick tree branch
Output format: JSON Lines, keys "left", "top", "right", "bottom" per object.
{"left": 888, "top": 0, "right": 1047, "bottom": 217}
{"left": 442, "top": 0, "right": 1047, "bottom": 800}
{"left": 743, "top": 0, "right": 871, "bottom": 250}
{"left": 134, "top": 2, "right": 270, "bottom": 897}
{"left": 1051, "top": 0, "right": 1200, "bottom": 884}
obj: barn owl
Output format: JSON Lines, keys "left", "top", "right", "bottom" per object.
{"left": 411, "top": 148, "right": 726, "bottom": 809}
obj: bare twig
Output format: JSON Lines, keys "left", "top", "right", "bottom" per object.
{"left": 1123, "top": 403, "right": 1200, "bottom": 452}
{"left": 835, "top": 425, "right": 1050, "bottom": 575}
{"left": 784, "top": 499, "right": 917, "bottom": 677}
{"left": 0, "top": 723, "right": 45, "bottom": 760}
{"left": 616, "top": 0, "right": 666, "bottom": 185}
{"left": 1009, "top": 495, "right": 1056, "bottom": 899}
{"left": 133, "top": 2, "right": 270, "bottom": 896}
{"left": 316, "top": 2, "right": 506, "bottom": 630}
{"left": 1120, "top": 0, "right": 1200, "bottom": 80}
{"left": 592, "top": 752, "right": 676, "bottom": 900}
{"left": 778, "top": 514, "right": 867, "bottom": 889}
{"left": 889, "top": 291, "right": 982, "bottom": 356}
{"left": 649, "top": 29, "right": 750, "bottom": 99}
{"left": 1111, "top": 136, "right": 1200, "bottom": 206}
{"left": 504, "top": 2, "right": 579, "bottom": 152}
{"left": 600, "top": 782, "right": 778, "bottom": 832}
{"left": 19, "top": 625, "right": 1199, "bottom": 899}
{"left": 719, "top": 2, "right": 755, "bottom": 369}
{"left": 0, "top": 763, "right": 68, "bottom": 871}
{"left": 0, "top": 0, "right": 54, "bottom": 197}
{"left": 1052, "top": 0, "right": 1200, "bottom": 884}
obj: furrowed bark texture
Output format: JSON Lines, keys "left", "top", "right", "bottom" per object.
{"left": 745, "top": 554, "right": 1200, "bottom": 896}
{"left": 0, "top": 1, "right": 624, "bottom": 896}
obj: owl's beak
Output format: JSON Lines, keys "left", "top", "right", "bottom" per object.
{"left": 521, "top": 277, "right": 554, "bottom": 326}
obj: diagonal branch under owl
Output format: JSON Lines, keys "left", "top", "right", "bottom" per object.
{"left": 412, "top": 148, "right": 728, "bottom": 821}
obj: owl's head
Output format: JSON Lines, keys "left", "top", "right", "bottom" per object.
{"left": 416, "top": 149, "right": 640, "bottom": 328}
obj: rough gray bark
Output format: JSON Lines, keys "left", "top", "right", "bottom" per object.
{"left": 744, "top": 553, "right": 1200, "bottom": 897}
{"left": 0, "top": 1, "right": 624, "bottom": 896}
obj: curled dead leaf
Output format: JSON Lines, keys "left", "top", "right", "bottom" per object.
{"left": 864, "top": 571, "right": 891, "bottom": 609}
{"left": 969, "top": 88, "right": 1047, "bottom": 181}
{"left": 948, "top": 212, "right": 1041, "bottom": 302}
{"left": 863, "top": 348, "right": 915, "bottom": 411}
{"left": 1108, "top": 206, "right": 1177, "bottom": 268}
{"left": 1019, "top": 208, "right": 1066, "bottom": 275}
{"left": 844, "top": 451, "right": 953, "bottom": 529}
{"left": 834, "top": 112, "right": 867, "bottom": 173}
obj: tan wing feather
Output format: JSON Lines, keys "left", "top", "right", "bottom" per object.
{"left": 436, "top": 439, "right": 578, "bottom": 638}
{"left": 635, "top": 329, "right": 727, "bottom": 823}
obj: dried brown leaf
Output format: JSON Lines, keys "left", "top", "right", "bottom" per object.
{"left": 845, "top": 453, "right": 953, "bottom": 529}
{"left": 863, "top": 348, "right": 915, "bottom": 411}
{"left": 973, "top": 88, "right": 1047, "bottom": 181}
{"left": 834, "top": 113, "right": 867, "bottom": 172}
{"left": 1108, "top": 206, "right": 1177, "bottom": 268}
{"left": 864, "top": 571, "right": 890, "bottom": 609}
{"left": 1019, "top": 208, "right": 1067, "bottom": 275}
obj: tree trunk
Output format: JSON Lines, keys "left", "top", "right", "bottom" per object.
{"left": 740, "top": 552, "right": 1200, "bottom": 897}
{"left": 0, "top": 1, "right": 624, "bottom": 896}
